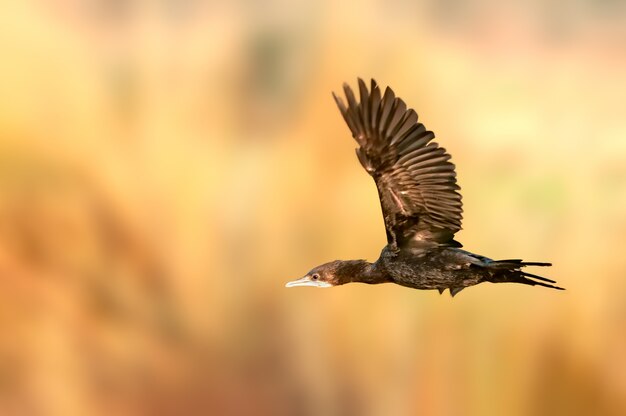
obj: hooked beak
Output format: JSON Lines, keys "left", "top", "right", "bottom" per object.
{"left": 285, "top": 276, "right": 333, "bottom": 288}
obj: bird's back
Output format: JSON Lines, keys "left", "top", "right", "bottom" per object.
{"left": 375, "top": 246, "right": 484, "bottom": 291}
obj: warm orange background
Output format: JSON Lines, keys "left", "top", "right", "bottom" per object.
{"left": 1, "top": 1, "right": 625, "bottom": 415}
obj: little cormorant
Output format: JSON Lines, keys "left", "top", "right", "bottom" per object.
{"left": 286, "top": 79, "right": 563, "bottom": 296}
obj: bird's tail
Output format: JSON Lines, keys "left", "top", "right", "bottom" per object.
{"left": 484, "top": 260, "right": 564, "bottom": 290}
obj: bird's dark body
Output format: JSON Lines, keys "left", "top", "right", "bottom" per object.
{"left": 286, "top": 79, "right": 563, "bottom": 295}
{"left": 377, "top": 246, "right": 483, "bottom": 291}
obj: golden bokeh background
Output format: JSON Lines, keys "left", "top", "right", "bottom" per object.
{"left": 1, "top": 1, "right": 626, "bottom": 415}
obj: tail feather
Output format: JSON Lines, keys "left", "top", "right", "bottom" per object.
{"left": 517, "top": 261, "right": 552, "bottom": 267}
{"left": 521, "top": 271, "right": 557, "bottom": 284}
{"left": 518, "top": 272, "right": 564, "bottom": 290}
{"left": 485, "top": 260, "right": 564, "bottom": 290}
{"left": 490, "top": 259, "right": 552, "bottom": 268}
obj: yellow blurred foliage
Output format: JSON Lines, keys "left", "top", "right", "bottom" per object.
{"left": 1, "top": 1, "right": 625, "bottom": 415}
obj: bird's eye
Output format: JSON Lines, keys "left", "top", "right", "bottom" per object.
{"left": 311, "top": 273, "right": 320, "bottom": 280}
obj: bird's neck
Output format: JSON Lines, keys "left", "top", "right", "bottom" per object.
{"left": 336, "top": 260, "right": 389, "bottom": 285}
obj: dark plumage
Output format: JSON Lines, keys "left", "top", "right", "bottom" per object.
{"left": 286, "top": 79, "right": 563, "bottom": 296}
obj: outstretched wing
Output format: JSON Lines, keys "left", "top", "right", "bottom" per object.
{"left": 333, "top": 79, "right": 463, "bottom": 249}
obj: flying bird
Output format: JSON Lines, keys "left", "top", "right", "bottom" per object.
{"left": 286, "top": 79, "right": 563, "bottom": 296}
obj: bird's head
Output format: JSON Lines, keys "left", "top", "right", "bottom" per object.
{"left": 285, "top": 260, "right": 372, "bottom": 288}
{"left": 285, "top": 261, "right": 343, "bottom": 288}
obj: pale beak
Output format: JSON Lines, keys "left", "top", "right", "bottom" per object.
{"left": 285, "top": 276, "right": 333, "bottom": 288}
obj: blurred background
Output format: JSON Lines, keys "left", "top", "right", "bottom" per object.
{"left": 1, "top": 0, "right": 626, "bottom": 415}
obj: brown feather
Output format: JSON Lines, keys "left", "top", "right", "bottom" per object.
{"left": 333, "top": 79, "right": 463, "bottom": 248}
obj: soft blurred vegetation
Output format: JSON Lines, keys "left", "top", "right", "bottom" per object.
{"left": 1, "top": 1, "right": 626, "bottom": 415}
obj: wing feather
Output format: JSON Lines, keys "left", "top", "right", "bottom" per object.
{"left": 333, "top": 79, "right": 463, "bottom": 248}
